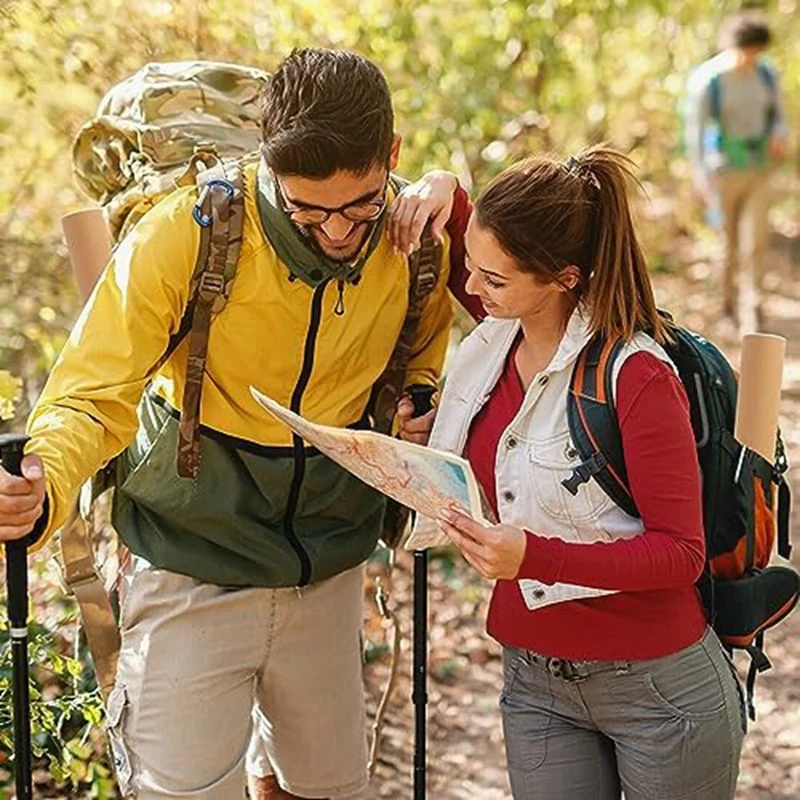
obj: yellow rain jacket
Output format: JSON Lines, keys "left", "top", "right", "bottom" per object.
{"left": 27, "top": 162, "right": 452, "bottom": 586}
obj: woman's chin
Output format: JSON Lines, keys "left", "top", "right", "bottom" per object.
{"left": 481, "top": 301, "right": 507, "bottom": 317}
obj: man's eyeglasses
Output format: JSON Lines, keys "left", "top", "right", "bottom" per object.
{"left": 274, "top": 175, "right": 389, "bottom": 226}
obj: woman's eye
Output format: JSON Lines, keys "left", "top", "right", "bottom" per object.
{"left": 485, "top": 277, "right": 503, "bottom": 289}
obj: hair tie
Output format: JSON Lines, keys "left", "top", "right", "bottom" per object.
{"left": 564, "top": 156, "right": 600, "bottom": 190}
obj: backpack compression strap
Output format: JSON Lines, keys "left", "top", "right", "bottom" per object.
{"left": 176, "top": 162, "right": 245, "bottom": 478}
{"left": 564, "top": 334, "right": 639, "bottom": 519}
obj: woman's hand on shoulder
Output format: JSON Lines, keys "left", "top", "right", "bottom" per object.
{"left": 437, "top": 507, "right": 527, "bottom": 580}
{"left": 387, "top": 170, "right": 459, "bottom": 256}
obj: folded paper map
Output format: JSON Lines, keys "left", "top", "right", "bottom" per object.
{"left": 250, "top": 387, "right": 486, "bottom": 549}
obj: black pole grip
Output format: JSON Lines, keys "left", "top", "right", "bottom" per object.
{"left": 1, "top": 434, "right": 31, "bottom": 631}
{"left": 0, "top": 433, "right": 29, "bottom": 476}
{"left": 407, "top": 385, "right": 436, "bottom": 418}
{"left": 1, "top": 434, "right": 34, "bottom": 796}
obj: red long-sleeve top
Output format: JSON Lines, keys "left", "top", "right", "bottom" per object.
{"left": 445, "top": 186, "right": 707, "bottom": 661}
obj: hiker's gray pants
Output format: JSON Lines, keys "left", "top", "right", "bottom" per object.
{"left": 500, "top": 627, "right": 746, "bottom": 799}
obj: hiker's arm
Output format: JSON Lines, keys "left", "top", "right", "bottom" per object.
{"left": 445, "top": 183, "right": 486, "bottom": 323}
{"left": 685, "top": 78, "right": 712, "bottom": 195}
{"left": 439, "top": 355, "right": 705, "bottom": 585}
{"left": 401, "top": 234, "right": 454, "bottom": 394}
{"left": 514, "top": 353, "right": 706, "bottom": 590}
{"left": 25, "top": 188, "right": 199, "bottom": 548}
{"left": 388, "top": 173, "right": 485, "bottom": 323}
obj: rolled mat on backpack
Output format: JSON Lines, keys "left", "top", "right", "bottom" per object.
{"left": 61, "top": 208, "right": 112, "bottom": 304}
{"left": 734, "top": 333, "right": 786, "bottom": 464}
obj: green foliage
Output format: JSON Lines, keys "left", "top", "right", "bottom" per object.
{"left": 0, "top": 0, "right": 798, "bottom": 794}
{"left": 1, "top": 0, "right": 799, "bottom": 414}
{"left": 0, "top": 606, "right": 113, "bottom": 795}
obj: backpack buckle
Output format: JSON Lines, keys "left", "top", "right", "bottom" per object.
{"left": 199, "top": 272, "right": 225, "bottom": 296}
{"left": 561, "top": 452, "right": 607, "bottom": 496}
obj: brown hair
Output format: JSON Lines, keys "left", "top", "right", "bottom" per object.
{"left": 260, "top": 48, "right": 394, "bottom": 178}
{"left": 720, "top": 12, "right": 772, "bottom": 51}
{"left": 474, "top": 145, "right": 666, "bottom": 342}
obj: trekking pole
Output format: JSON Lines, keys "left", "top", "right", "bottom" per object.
{"left": 412, "top": 547, "right": 428, "bottom": 800}
{"left": 1, "top": 433, "right": 34, "bottom": 800}
{"left": 407, "top": 386, "right": 436, "bottom": 800}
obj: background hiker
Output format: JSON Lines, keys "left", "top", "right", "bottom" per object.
{"left": 684, "top": 11, "right": 790, "bottom": 325}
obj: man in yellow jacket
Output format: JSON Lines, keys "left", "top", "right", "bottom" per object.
{"left": 0, "top": 49, "right": 453, "bottom": 799}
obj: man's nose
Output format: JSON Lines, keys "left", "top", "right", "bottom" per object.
{"left": 319, "top": 213, "right": 355, "bottom": 241}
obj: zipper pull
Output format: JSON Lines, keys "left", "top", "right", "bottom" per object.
{"left": 334, "top": 279, "right": 345, "bottom": 316}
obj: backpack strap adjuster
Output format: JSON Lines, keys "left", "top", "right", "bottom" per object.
{"left": 562, "top": 452, "right": 608, "bottom": 496}
{"left": 198, "top": 271, "right": 225, "bottom": 297}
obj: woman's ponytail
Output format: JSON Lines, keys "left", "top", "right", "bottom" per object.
{"left": 575, "top": 147, "right": 665, "bottom": 342}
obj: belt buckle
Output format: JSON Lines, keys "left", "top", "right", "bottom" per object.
{"left": 547, "top": 657, "right": 587, "bottom": 683}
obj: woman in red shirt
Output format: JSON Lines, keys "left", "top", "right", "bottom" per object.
{"left": 393, "top": 148, "right": 746, "bottom": 799}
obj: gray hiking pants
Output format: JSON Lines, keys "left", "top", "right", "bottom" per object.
{"left": 500, "top": 627, "right": 745, "bottom": 799}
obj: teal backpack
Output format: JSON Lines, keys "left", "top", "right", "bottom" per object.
{"left": 565, "top": 317, "right": 797, "bottom": 718}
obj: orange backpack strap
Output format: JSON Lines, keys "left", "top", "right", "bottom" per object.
{"left": 564, "top": 334, "right": 637, "bottom": 517}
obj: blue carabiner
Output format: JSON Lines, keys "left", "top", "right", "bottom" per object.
{"left": 192, "top": 179, "right": 236, "bottom": 228}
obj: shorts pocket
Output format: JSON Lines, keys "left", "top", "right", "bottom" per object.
{"left": 106, "top": 684, "right": 134, "bottom": 797}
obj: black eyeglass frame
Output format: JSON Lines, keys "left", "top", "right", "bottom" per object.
{"left": 273, "top": 171, "right": 391, "bottom": 227}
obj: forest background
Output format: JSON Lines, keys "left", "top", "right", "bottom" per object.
{"left": 1, "top": 0, "right": 799, "bottom": 796}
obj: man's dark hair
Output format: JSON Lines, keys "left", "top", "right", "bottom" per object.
{"left": 260, "top": 48, "right": 394, "bottom": 178}
{"left": 721, "top": 12, "right": 772, "bottom": 50}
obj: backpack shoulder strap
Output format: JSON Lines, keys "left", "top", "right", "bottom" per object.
{"left": 564, "top": 334, "right": 639, "bottom": 518}
{"left": 709, "top": 73, "right": 722, "bottom": 122}
{"left": 175, "top": 159, "right": 246, "bottom": 477}
{"left": 757, "top": 62, "right": 776, "bottom": 92}
{"left": 370, "top": 222, "right": 442, "bottom": 434}
{"left": 757, "top": 63, "right": 778, "bottom": 132}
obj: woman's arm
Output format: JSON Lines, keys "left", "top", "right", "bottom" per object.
{"left": 386, "top": 172, "right": 484, "bottom": 322}
{"left": 438, "top": 353, "right": 705, "bottom": 590}
{"left": 516, "top": 352, "right": 706, "bottom": 590}
{"left": 445, "top": 183, "right": 485, "bottom": 322}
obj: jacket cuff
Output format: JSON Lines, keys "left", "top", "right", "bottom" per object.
{"left": 515, "top": 530, "right": 566, "bottom": 585}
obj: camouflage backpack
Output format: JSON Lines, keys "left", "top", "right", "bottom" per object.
{"left": 73, "top": 60, "right": 267, "bottom": 240}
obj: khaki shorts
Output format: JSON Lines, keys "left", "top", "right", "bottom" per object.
{"left": 108, "top": 556, "right": 368, "bottom": 799}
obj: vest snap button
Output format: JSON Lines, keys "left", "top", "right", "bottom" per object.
{"left": 533, "top": 588, "right": 545, "bottom": 599}
{"left": 538, "top": 375, "right": 549, "bottom": 386}
{"left": 503, "top": 490, "right": 515, "bottom": 502}
{"left": 507, "top": 437, "right": 518, "bottom": 449}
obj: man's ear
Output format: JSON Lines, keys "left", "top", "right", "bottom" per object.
{"left": 388, "top": 134, "right": 402, "bottom": 171}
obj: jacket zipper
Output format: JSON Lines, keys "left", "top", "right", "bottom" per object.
{"left": 284, "top": 280, "right": 329, "bottom": 586}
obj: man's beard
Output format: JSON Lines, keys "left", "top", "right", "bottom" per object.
{"left": 305, "top": 223, "right": 371, "bottom": 264}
